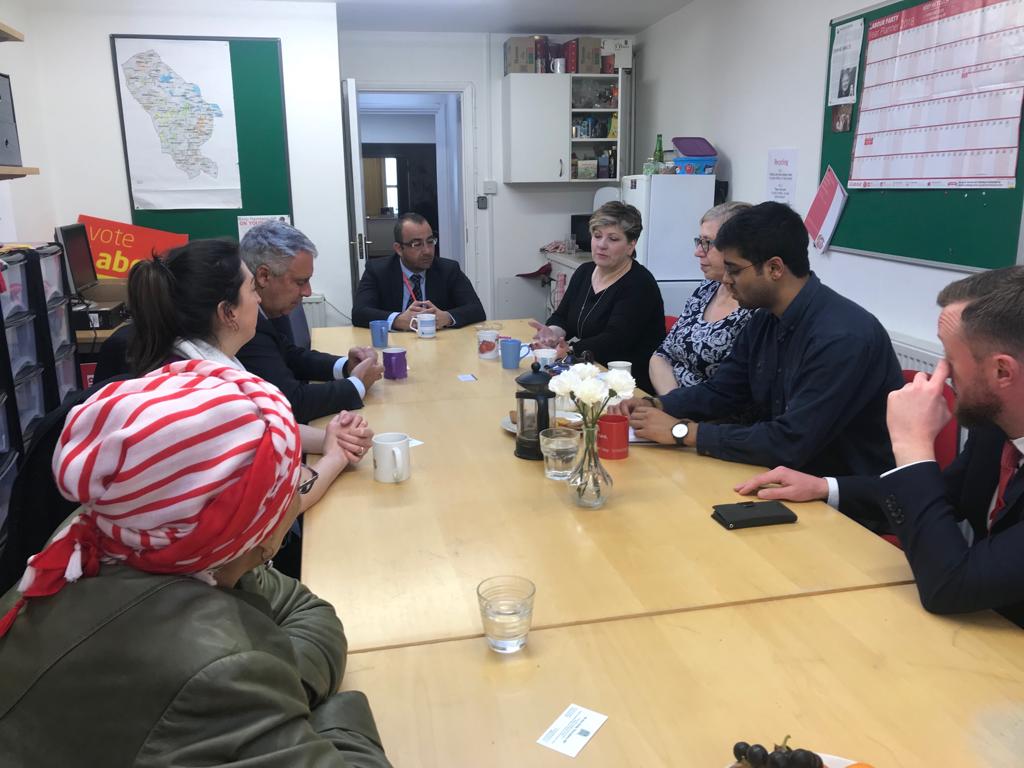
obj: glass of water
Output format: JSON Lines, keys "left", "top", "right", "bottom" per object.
{"left": 540, "top": 427, "right": 581, "bottom": 480}
{"left": 477, "top": 575, "right": 536, "bottom": 654}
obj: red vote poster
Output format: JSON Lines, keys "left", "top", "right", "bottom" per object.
{"left": 76, "top": 215, "right": 188, "bottom": 279}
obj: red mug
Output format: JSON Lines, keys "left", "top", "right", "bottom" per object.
{"left": 597, "top": 414, "right": 629, "bottom": 460}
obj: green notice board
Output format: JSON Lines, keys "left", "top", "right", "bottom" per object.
{"left": 111, "top": 36, "right": 292, "bottom": 240}
{"left": 821, "top": 2, "right": 1024, "bottom": 271}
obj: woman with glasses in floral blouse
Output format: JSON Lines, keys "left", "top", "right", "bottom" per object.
{"left": 648, "top": 202, "right": 755, "bottom": 396}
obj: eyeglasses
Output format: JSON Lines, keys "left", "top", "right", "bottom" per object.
{"left": 399, "top": 236, "right": 439, "bottom": 249}
{"left": 298, "top": 463, "right": 319, "bottom": 495}
{"left": 723, "top": 263, "right": 757, "bottom": 278}
{"left": 693, "top": 236, "right": 714, "bottom": 255}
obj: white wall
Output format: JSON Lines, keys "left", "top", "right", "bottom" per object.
{"left": 359, "top": 113, "right": 436, "bottom": 144}
{"left": 635, "top": 0, "right": 976, "bottom": 344}
{"left": 0, "top": 0, "right": 353, "bottom": 315}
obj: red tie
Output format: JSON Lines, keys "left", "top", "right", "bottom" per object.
{"left": 989, "top": 441, "right": 1022, "bottom": 530}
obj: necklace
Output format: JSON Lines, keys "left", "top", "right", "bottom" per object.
{"left": 577, "top": 283, "right": 609, "bottom": 338}
{"left": 578, "top": 262, "right": 630, "bottom": 336}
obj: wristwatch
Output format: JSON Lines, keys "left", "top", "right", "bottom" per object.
{"left": 671, "top": 421, "right": 689, "bottom": 447}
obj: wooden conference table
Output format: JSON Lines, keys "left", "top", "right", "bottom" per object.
{"left": 304, "top": 322, "right": 1024, "bottom": 766}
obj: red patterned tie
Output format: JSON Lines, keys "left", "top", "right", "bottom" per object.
{"left": 989, "top": 440, "right": 1022, "bottom": 531}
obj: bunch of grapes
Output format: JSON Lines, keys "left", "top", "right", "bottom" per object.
{"left": 732, "top": 736, "right": 824, "bottom": 768}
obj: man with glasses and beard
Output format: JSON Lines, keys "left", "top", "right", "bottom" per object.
{"left": 352, "top": 212, "right": 485, "bottom": 330}
{"left": 615, "top": 201, "right": 903, "bottom": 479}
{"left": 735, "top": 268, "right": 1024, "bottom": 626}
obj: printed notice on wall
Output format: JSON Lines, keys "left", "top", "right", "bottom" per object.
{"left": 238, "top": 214, "right": 292, "bottom": 240}
{"left": 766, "top": 148, "right": 798, "bottom": 205}
{"left": 828, "top": 18, "right": 864, "bottom": 106}
{"left": 850, "top": 0, "right": 1024, "bottom": 189}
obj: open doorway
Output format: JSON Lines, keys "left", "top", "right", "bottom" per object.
{"left": 356, "top": 91, "right": 464, "bottom": 268}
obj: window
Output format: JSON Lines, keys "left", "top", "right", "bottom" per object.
{"left": 384, "top": 157, "right": 398, "bottom": 214}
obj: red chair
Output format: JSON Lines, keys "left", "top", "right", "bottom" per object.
{"left": 664, "top": 315, "right": 678, "bottom": 333}
{"left": 882, "top": 370, "right": 959, "bottom": 550}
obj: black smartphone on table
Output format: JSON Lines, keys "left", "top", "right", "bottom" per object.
{"left": 711, "top": 500, "right": 797, "bottom": 530}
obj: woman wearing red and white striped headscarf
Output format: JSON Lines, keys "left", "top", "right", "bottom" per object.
{"left": 0, "top": 360, "right": 393, "bottom": 768}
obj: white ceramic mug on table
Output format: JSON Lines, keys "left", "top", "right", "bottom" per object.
{"left": 373, "top": 432, "right": 411, "bottom": 483}
{"left": 410, "top": 313, "right": 436, "bottom": 338}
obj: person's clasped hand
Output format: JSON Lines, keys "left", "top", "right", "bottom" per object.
{"left": 326, "top": 411, "right": 374, "bottom": 464}
{"left": 394, "top": 301, "right": 431, "bottom": 331}
{"left": 351, "top": 355, "right": 384, "bottom": 393}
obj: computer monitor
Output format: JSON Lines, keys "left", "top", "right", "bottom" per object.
{"left": 54, "top": 223, "right": 98, "bottom": 295}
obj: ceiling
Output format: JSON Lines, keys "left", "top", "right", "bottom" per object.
{"left": 332, "top": 0, "right": 694, "bottom": 34}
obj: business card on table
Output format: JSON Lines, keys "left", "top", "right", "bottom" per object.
{"left": 409, "top": 438, "right": 424, "bottom": 447}
{"left": 537, "top": 703, "right": 607, "bottom": 758}
{"left": 457, "top": 373, "right": 477, "bottom": 382}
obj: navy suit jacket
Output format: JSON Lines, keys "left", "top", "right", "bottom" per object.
{"left": 236, "top": 313, "right": 362, "bottom": 423}
{"left": 837, "top": 423, "right": 1024, "bottom": 626}
{"left": 351, "top": 254, "right": 485, "bottom": 328}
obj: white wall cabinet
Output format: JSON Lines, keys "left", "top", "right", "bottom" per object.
{"left": 502, "top": 73, "right": 571, "bottom": 183}
{"left": 503, "top": 71, "right": 631, "bottom": 184}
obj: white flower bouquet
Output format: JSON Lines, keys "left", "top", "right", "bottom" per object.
{"left": 548, "top": 363, "right": 636, "bottom": 427}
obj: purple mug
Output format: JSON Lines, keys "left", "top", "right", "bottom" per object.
{"left": 382, "top": 347, "right": 408, "bottom": 380}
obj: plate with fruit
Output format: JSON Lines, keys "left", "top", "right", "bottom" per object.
{"left": 727, "top": 737, "right": 871, "bottom": 768}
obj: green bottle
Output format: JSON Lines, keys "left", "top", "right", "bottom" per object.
{"left": 653, "top": 134, "right": 664, "bottom": 164}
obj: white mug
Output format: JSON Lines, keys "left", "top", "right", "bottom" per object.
{"left": 534, "top": 348, "right": 558, "bottom": 369}
{"left": 409, "top": 312, "right": 436, "bottom": 338}
{"left": 607, "top": 360, "right": 632, "bottom": 373}
{"left": 373, "top": 432, "right": 411, "bottom": 483}
{"left": 477, "top": 329, "right": 499, "bottom": 359}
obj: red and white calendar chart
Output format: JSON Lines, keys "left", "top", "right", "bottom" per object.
{"left": 851, "top": 0, "right": 1024, "bottom": 189}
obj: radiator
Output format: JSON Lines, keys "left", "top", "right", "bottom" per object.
{"left": 888, "top": 331, "right": 943, "bottom": 373}
{"left": 302, "top": 293, "right": 327, "bottom": 329}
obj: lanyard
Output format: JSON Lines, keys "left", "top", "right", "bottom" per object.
{"left": 401, "top": 271, "right": 421, "bottom": 304}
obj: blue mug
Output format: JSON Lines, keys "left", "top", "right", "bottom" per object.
{"left": 369, "top": 319, "right": 389, "bottom": 349}
{"left": 500, "top": 338, "right": 530, "bottom": 369}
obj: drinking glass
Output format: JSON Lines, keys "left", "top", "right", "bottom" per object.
{"left": 476, "top": 575, "right": 536, "bottom": 654}
{"left": 540, "top": 427, "right": 581, "bottom": 480}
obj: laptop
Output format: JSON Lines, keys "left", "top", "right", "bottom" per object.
{"left": 54, "top": 223, "right": 127, "bottom": 307}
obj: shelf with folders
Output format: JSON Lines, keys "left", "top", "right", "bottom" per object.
{"left": 0, "top": 244, "right": 80, "bottom": 454}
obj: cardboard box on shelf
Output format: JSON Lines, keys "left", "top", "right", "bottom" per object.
{"left": 601, "top": 38, "right": 633, "bottom": 69}
{"left": 504, "top": 36, "right": 536, "bottom": 75}
{"left": 577, "top": 37, "right": 603, "bottom": 74}
{"left": 533, "top": 35, "right": 549, "bottom": 73}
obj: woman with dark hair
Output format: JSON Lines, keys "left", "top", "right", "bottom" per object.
{"left": 0, "top": 361, "right": 393, "bottom": 767}
{"left": 124, "top": 240, "right": 373, "bottom": 513}
{"left": 530, "top": 201, "right": 665, "bottom": 393}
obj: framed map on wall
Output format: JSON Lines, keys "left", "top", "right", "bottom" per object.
{"left": 111, "top": 35, "right": 242, "bottom": 210}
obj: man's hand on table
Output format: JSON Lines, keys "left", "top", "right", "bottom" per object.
{"left": 351, "top": 355, "right": 384, "bottom": 394}
{"left": 733, "top": 466, "right": 829, "bottom": 502}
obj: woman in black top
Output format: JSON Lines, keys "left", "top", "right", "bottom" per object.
{"left": 530, "top": 201, "right": 665, "bottom": 393}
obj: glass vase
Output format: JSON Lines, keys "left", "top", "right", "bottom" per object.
{"left": 567, "top": 425, "right": 613, "bottom": 508}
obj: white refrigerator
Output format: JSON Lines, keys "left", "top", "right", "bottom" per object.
{"left": 617, "top": 174, "right": 716, "bottom": 314}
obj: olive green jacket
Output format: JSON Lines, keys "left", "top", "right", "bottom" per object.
{"left": 0, "top": 565, "right": 392, "bottom": 767}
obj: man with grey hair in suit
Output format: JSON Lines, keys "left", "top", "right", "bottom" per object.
{"left": 238, "top": 220, "right": 383, "bottom": 423}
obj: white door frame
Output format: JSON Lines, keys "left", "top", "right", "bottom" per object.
{"left": 352, "top": 80, "right": 484, "bottom": 311}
